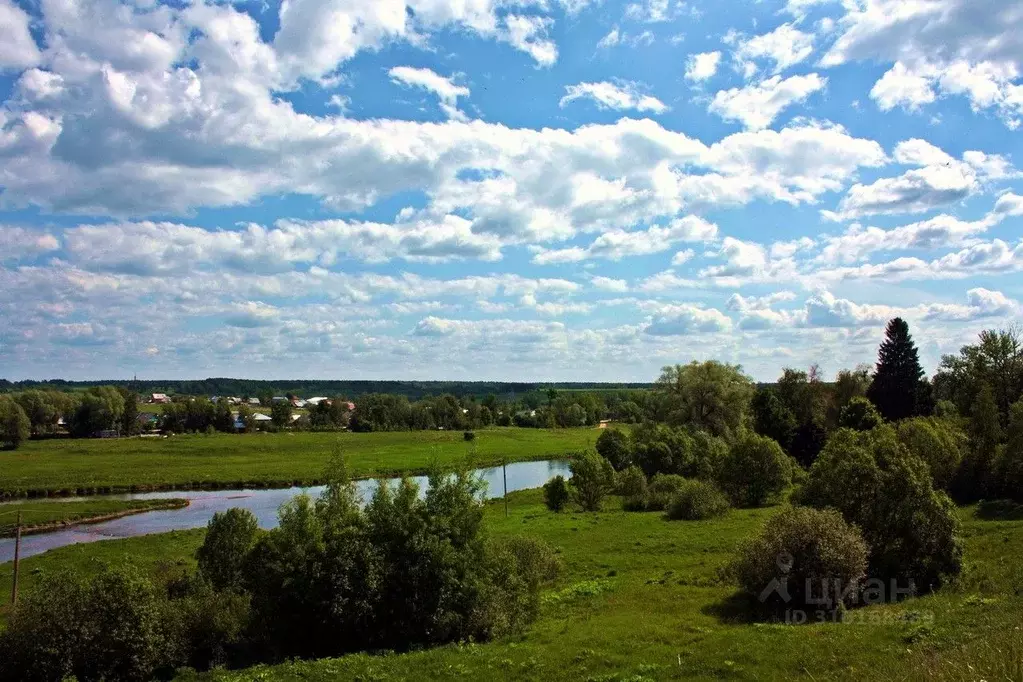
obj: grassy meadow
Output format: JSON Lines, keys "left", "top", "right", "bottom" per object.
{"left": 0, "top": 498, "right": 188, "bottom": 537}
{"left": 0, "top": 428, "right": 599, "bottom": 497}
{"left": 3, "top": 489, "right": 1022, "bottom": 680}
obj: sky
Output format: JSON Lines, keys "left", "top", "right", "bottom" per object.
{"left": 0, "top": 0, "right": 1022, "bottom": 382}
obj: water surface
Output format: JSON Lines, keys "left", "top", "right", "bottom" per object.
{"left": 0, "top": 459, "right": 570, "bottom": 563}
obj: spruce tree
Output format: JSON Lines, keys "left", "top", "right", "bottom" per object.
{"left": 867, "top": 318, "right": 927, "bottom": 422}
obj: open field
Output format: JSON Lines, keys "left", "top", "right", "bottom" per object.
{"left": 0, "top": 498, "right": 188, "bottom": 537}
{"left": 0, "top": 428, "right": 599, "bottom": 497}
{"left": 3, "top": 489, "right": 1021, "bottom": 680}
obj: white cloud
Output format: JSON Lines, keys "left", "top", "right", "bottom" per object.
{"left": 624, "top": 0, "right": 671, "bottom": 23}
{"left": 0, "top": 226, "right": 60, "bottom": 261}
{"left": 560, "top": 81, "right": 667, "bottom": 113}
{"left": 388, "top": 66, "right": 470, "bottom": 120}
{"left": 709, "top": 74, "right": 827, "bottom": 130}
{"left": 590, "top": 276, "right": 629, "bottom": 292}
{"left": 531, "top": 216, "right": 717, "bottom": 264}
{"left": 734, "top": 24, "right": 814, "bottom": 75}
{"left": 503, "top": 14, "right": 558, "bottom": 67}
{"left": 671, "top": 249, "right": 694, "bottom": 265}
{"left": 644, "top": 304, "right": 732, "bottom": 336}
{"left": 870, "top": 62, "right": 937, "bottom": 111}
{"left": 597, "top": 27, "right": 620, "bottom": 49}
{"left": 685, "top": 51, "right": 721, "bottom": 82}
{"left": 0, "top": 0, "right": 41, "bottom": 70}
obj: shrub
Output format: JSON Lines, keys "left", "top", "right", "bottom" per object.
{"left": 994, "top": 399, "right": 1023, "bottom": 502}
{"left": 976, "top": 499, "right": 1023, "bottom": 521}
{"left": 196, "top": 508, "right": 261, "bottom": 592}
{"left": 665, "top": 479, "right": 730, "bottom": 520}
{"left": 839, "top": 397, "right": 883, "bottom": 431}
{"left": 616, "top": 465, "right": 647, "bottom": 497}
{"left": 646, "top": 473, "right": 688, "bottom": 511}
{"left": 796, "top": 426, "right": 963, "bottom": 592}
{"left": 718, "top": 433, "right": 792, "bottom": 508}
{"left": 570, "top": 450, "right": 616, "bottom": 511}
{"left": 543, "top": 475, "right": 570, "bottom": 512}
{"left": 167, "top": 576, "right": 251, "bottom": 671}
{"left": 463, "top": 430, "right": 476, "bottom": 441}
{"left": 896, "top": 417, "right": 966, "bottom": 491}
{"left": 596, "top": 428, "right": 632, "bottom": 470}
{"left": 0, "top": 396, "right": 30, "bottom": 450}
{"left": 0, "top": 566, "right": 172, "bottom": 682}
{"left": 478, "top": 536, "right": 562, "bottom": 638}
{"left": 630, "top": 422, "right": 692, "bottom": 477}
{"left": 728, "top": 506, "right": 869, "bottom": 612}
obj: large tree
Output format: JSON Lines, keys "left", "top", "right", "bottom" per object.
{"left": 867, "top": 318, "right": 928, "bottom": 422}
{"left": 655, "top": 361, "right": 754, "bottom": 441}
{"left": 934, "top": 327, "right": 1023, "bottom": 430}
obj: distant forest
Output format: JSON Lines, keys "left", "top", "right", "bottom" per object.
{"left": 0, "top": 378, "right": 655, "bottom": 400}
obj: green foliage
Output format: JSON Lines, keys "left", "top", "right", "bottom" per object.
{"left": 717, "top": 433, "right": 792, "bottom": 508}
{"left": 168, "top": 576, "right": 252, "bottom": 671}
{"left": 789, "top": 419, "right": 827, "bottom": 468}
{"left": 543, "top": 475, "right": 571, "bottom": 512}
{"left": 645, "top": 473, "right": 688, "bottom": 511}
{"left": 570, "top": 450, "right": 616, "bottom": 511}
{"left": 839, "top": 396, "right": 883, "bottom": 431}
{"left": 728, "top": 506, "right": 869, "bottom": 611}
{"left": 867, "top": 317, "right": 929, "bottom": 421}
{"left": 0, "top": 566, "right": 171, "bottom": 682}
{"left": 776, "top": 367, "right": 828, "bottom": 427}
{"left": 196, "top": 508, "right": 261, "bottom": 592}
{"left": 664, "top": 479, "right": 730, "bottom": 520}
{"left": 797, "top": 426, "right": 963, "bottom": 591}
{"left": 896, "top": 416, "right": 966, "bottom": 491}
{"left": 995, "top": 398, "right": 1023, "bottom": 502}
{"left": 464, "top": 430, "right": 476, "bottom": 441}
{"left": 935, "top": 328, "right": 1023, "bottom": 431}
{"left": 655, "top": 361, "right": 754, "bottom": 440}
{"left": 596, "top": 428, "right": 632, "bottom": 470}
{"left": 957, "top": 382, "right": 1002, "bottom": 502}
{"left": 828, "top": 365, "right": 872, "bottom": 428}
{"left": 69, "top": 386, "right": 126, "bottom": 437}
{"left": 0, "top": 396, "right": 30, "bottom": 449}
{"left": 751, "top": 387, "right": 796, "bottom": 451}
{"left": 270, "top": 400, "right": 293, "bottom": 429}
{"left": 615, "top": 465, "right": 647, "bottom": 498}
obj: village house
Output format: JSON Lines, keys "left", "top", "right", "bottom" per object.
{"left": 150, "top": 393, "right": 170, "bottom": 404}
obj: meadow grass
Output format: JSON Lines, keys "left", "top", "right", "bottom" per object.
{"left": 0, "top": 498, "right": 188, "bottom": 537}
{"left": 0, "top": 427, "right": 598, "bottom": 497}
{"left": 3, "top": 488, "right": 1022, "bottom": 680}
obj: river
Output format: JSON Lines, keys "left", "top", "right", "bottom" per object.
{"left": 0, "top": 459, "right": 571, "bottom": 563}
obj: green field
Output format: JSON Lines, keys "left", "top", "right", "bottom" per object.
{"left": 3, "top": 490, "right": 1021, "bottom": 680}
{"left": 0, "top": 498, "right": 188, "bottom": 537}
{"left": 0, "top": 428, "right": 599, "bottom": 497}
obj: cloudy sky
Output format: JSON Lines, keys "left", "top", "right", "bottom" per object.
{"left": 0, "top": 0, "right": 1022, "bottom": 382}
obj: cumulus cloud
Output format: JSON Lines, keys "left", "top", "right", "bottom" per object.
{"left": 560, "top": 81, "right": 667, "bottom": 113}
{"left": 734, "top": 23, "right": 814, "bottom": 75}
{"left": 389, "top": 66, "right": 470, "bottom": 120}
{"left": 644, "top": 304, "right": 732, "bottom": 336}
{"left": 0, "top": 226, "right": 60, "bottom": 261}
{"left": 531, "top": 216, "right": 717, "bottom": 264}
{"left": 709, "top": 74, "right": 827, "bottom": 130}
{"left": 0, "top": 0, "right": 41, "bottom": 70}
{"left": 685, "top": 51, "right": 721, "bottom": 81}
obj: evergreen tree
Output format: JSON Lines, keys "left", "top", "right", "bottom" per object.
{"left": 867, "top": 318, "right": 927, "bottom": 421}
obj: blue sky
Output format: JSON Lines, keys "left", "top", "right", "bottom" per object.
{"left": 0, "top": 0, "right": 1022, "bottom": 382}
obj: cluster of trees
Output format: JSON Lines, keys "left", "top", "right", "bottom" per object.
{"left": 0, "top": 460, "right": 560, "bottom": 680}
{"left": 0, "top": 386, "right": 141, "bottom": 447}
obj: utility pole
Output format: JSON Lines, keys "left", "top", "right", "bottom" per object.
{"left": 11, "top": 511, "right": 22, "bottom": 606}
{"left": 503, "top": 459, "right": 509, "bottom": 517}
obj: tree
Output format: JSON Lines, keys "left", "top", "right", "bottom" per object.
{"left": 828, "top": 365, "right": 872, "bottom": 428}
{"left": 270, "top": 400, "right": 293, "bottom": 429}
{"left": 935, "top": 327, "right": 1023, "bottom": 431}
{"left": 996, "top": 399, "right": 1023, "bottom": 501}
{"left": 789, "top": 419, "right": 827, "bottom": 468}
{"left": 958, "top": 382, "right": 1002, "bottom": 501}
{"left": 121, "top": 390, "right": 140, "bottom": 435}
{"left": 796, "top": 426, "right": 962, "bottom": 592}
{"left": 13, "top": 390, "right": 59, "bottom": 436}
{"left": 655, "top": 361, "right": 754, "bottom": 440}
{"left": 717, "top": 433, "right": 792, "bottom": 507}
{"left": 236, "top": 404, "right": 255, "bottom": 433}
{"left": 897, "top": 417, "right": 966, "bottom": 491}
{"left": 596, "top": 428, "right": 632, "bottom": 470}
{"left": 665, "top": 479, "right": 730, "bottom": 521}
{"left": 867, "top": 318, "right": 928, "bottom": 421}
{"left": 751, "top": 387, "right": 797, "bottom": 451}
{"left": 569, "top": 450, "right": 616, "bottom": 511}
{"left": 197, "top": 508, "right": 261, "bottom": 592}
{"left": 776, "top": 368, "right": 826, "bottom": 427}
{"left": 0, "top": 397, "right": 31, "bottom": 449}
{"left": 839, "top": 396, "right": 883, "bottom": 431}
{"left": 543, "top": 475, "right": 570, "bottom": 512}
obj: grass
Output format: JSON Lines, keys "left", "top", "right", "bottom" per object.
{"left": 0, "top": 498, "right": 188, "bottom": 537}
{"left": 4, "top": 491, "right": 1023, "bottom": 680}
{"left": 0, "top": 427, "right": 599, "bottom": 497}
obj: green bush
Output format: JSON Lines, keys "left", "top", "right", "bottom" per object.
{"left": 570, "top": 450, "right": 616, "bottom": 511}
{"left": 616, "top": 465, "right": 647, "bottom": 497}
{"left": 196, "top": 508, "right": 261, "bottom": 592}
{"left": 0, "top": 396, "right": 30, "bottom": 450}
{"left": 463, "top": 430, "right": 476, "bottom": 441}
{"left": 543, "top": 475, "right": 571, "bottom": 512}
{"left": 896, "top": 417, "right": 966, "bottom": 491}
{"left": 646, "top": 473, "right": 688, "bottom": 511}
{"left": 596, "top": 428, "right": 632, "bottom": 470}
{"left": 0, "top": 566, "right": 172, "bottom": 682}
{"left": 995, "top": 399, "right": 1023, "bottom": 502}
{"left": 478, "top": 536, "right": 562, "bottom": 638}
{"left": 796, "top": 426, "right": 963, "bottom": 592}
{"left": 718, "top": 433, "right": 792, "bottom": 508}
{"left": 167, "top": 576, "right": 251, "bottom": 671}
{"left": 839, "top": 397, "right": 883, "bottom": 431}
{"left": 728, "top": 506, "right": 869, "bottom": 612}
{"left": 665, "top": 479, "right": 730, "bottom": 520}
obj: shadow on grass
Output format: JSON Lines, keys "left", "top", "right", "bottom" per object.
{"left": 976, "top": 499, "right": 1023, "bottom": 521}
{"left": 700, "top": 592, "right": 766, "bottom": 624}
